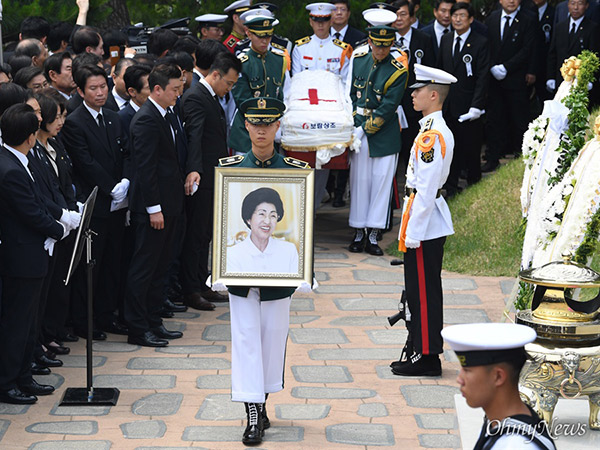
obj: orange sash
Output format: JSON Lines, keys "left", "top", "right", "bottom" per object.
{"left": 398, "top": 192, "right": 415, "bottom": 253}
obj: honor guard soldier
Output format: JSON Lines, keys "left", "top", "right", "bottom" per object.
{"left": 443, "top": 323, "right": 556, "bottom": 450}
{"left": 228, "top": 14, "right": 290, "bottom": 155}
{"left": 348, "top": 8, "right": 408, "bottom": 256}
{"left": 292, "top": 3, "right": 353, "bottom": 81}
{"left": 195, "top": 14, "right": 228, "bottom": 41}
{"left": 223, "top": 0, "right": 252, "bottom": 53}
{"left": 217, "top": 97, "right": 309, "bottom": 446}
{"left": 234, "top": 4, "right": 294, "bottom": 57}
{"left": 393, "top": 64, "right": 456, "bottom": 377}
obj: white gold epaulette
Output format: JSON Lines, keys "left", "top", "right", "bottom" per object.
{"left": 219, "top": 155, "right": 245, "bottom": 166}
{"left": 284, "top": 157, "right": 310, "bottom": 168}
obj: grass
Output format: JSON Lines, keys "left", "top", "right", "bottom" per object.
{"left": 386, "top": 158, "right": 525, "bottom": 277}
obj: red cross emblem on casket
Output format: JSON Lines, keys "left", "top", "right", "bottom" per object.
{"left": 299, "top": 88, "right": 337, "bottom": 105}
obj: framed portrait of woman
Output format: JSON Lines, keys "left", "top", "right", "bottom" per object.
{"left": 212, "top": 167, "right": 315, "bottom": 287}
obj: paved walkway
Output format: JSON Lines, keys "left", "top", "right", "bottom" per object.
{"left": 0, "top": 204, "right": 514, "bottom": 449}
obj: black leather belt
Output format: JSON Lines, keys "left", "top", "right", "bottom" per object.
{"left": 405, "top": 187, "right": 442, "bottom": 198}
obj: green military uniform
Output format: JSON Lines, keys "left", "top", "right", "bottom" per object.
{"left": 350, "top": 51, "right": 407, "bottom": 157}
{"left": 228, "top": 17, "right": 288, "bottom": 154}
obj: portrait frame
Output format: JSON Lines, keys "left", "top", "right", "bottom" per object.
{"left": 212, "top": 167, "right": 315, "bottom": 288}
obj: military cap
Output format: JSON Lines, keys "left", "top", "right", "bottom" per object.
{"left": 240, "top": 97, "right": 286, "bottom": 124}
{"left": 306, "top": 3, "right": 336, "bottom": 21}
{"left": 368, "top": 2, "right": 399, "bottom": 13}
{"left": 410, "top": 63, "right": 458, "bottom": 89}
{"left": 243, "top": 15, "right": 278, "bottom": 36}
{"left": 224, "top": 0, "right": 252, "bottom": 14}
{"left": 442, "top": 323, "right": 536, "bottom": 367}
{"left": 252, "top": 2, "right": 279, "bottom": 13}
{"left": 363, "top": 9, "right": 397, "bottom": 47}
{"left": 195, "top": 14, "right": 228, "bottom": 27}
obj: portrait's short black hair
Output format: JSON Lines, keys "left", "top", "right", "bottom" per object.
{"left": 47, "top": 21, "right": 74, "bottom": 52}
{"left": 44, "top": 52, "right": 72, "bottom": 79}
{"left": 20, "top": 16, "right": 50, "bottom": 41}
{"left": 35, "top": 92, "right": 59, "bottom": 132}
{"left": 0, "top": 83, "right": 28, "bottom": 117}
{"left": 209, "top": 52, "right": 242, "bottom": 76}
{"left": 147, "top": 28, "right": 178, "bottom": 57}
{"left": 72, "top": 27, "right": 102, "bottom": 55}
{"left": 124, "top": 64, "right": 152, "bottom": 92}
{"left": 451, "top": 2, "right": 474, "bottom": 17}
{"left": 195, "top": 39, "right": 228, "bottom": 71}
{"left": 14, "top": 66, "right": 45, "bottom": 89}
{"left": 241, "top": 187, "right": 285, "bottom": 228}
{"left": 148, "top": 63, "right": 182, "bottom": 91}
{"left": 0, "top": 104, "right": 39, "bottom": 147}
{"left": 74, "top": 64, "right": 108, "bottom": 92}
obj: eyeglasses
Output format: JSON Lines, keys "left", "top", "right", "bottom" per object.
{"left": 31, "top": 80, "right": 49, "bottom": 90}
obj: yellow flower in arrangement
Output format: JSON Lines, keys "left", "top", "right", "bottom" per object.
{"left": 595, "top": 116, "right": 600, "bottom": 139}
{"left": 560, "top": 56, "right": 582, "bottom": 82}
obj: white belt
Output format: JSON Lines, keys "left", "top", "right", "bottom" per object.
{"left": 355, "top": 107, "right": 374, "bottom": 116}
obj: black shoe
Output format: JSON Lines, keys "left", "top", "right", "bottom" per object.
{"left": 184, "top": 293, "right": 216, "bottom": 311}
{"left": 365, "top": 240, "right": 383, "bottom": 256}
{"left": 481, "top": 160, "right": 499, "bottom": 173}
{"left": 127, "top": 331, "right": 168, "bottom": 347}
{"left": 59, "top": 332, "right": 79, "bottom": 343}
{"left": 100, "top": 320, "right": 129, "bottom": 336}
{"left": 19, "top": 380, "right": 55, "bottom": 396}
{"left": 376, "top": 229, "right": 383, "bottom": 241}
{"left": 74, "top": 328, "right": 107, "bottom": 341}
{"left": 0, "top": 388, "right": 37, "bottom": 404}
{"left": 163, "top": 298, "right": 187, "bottom": 312}
{"left": 160, "top": 309, "right": 175, "bottom": 318}
{"left": 46, "top": 341, "right": 70, "bottom": 355}
{"left": 348, "top": 228, "right": 366, "bottom": 253}
{"left": 151, "top": 324, "right": 183, "bottom": 340}
{"left": 391, "top": 353, "right": 441, "bottom": 377}
{"left": 200, "top": 289, "right": 228, "bottom": 303}
{"left": 243, "top": 402, "right": 264, "bottom": 445}
{"left": 36, "top": 354, "right": 63, "bottom": 368}
{"left": 332, "top": 197, "right": 346, "bottom": 208}
{"left": 31, "top": 362, "right": 51, "bottom": 375}
{"left": 261, "top": 403, "right": 270, "bottom": 430}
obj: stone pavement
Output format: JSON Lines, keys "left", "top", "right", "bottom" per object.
{"left": 0, "top": 204, "right": 515, "bottom": 449}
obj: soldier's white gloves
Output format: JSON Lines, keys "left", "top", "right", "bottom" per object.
{"left": 352, "top": 126, "right": 364, "bottom": 152}
{"left": 295, "top": 278, "right": 319, "bottom": 293}
{"left": 206, "top": 275, "right": 228, "bottom": 292}
{"left": 68, "top": 210, "right": 82, "bottom": 229}
{"left": 458, "top": 108, "right": 483, "bottom": 123}
{"left": 546, "top": 79, "right": 556, "bottom": 92}
{"left": 405, "top": 237, "right": 421, "bottom": 249}
{"left": 111, "top": 178, "right": 130, "bottom": 203}
{"left": 490, "top": 64, "right": 507, "bottom": 81}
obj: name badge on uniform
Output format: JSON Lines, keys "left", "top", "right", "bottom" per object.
{"left": 415, "top": 49, "right": 423, "bottom": 65}
{"left": 463, "top": 54, "right": 473, "bottom": 77}
{"left": 542, "top": 23, "right": 551, "bottom": 44}
{"left": 327, "top": 58, "right": 340, "bottom": 63}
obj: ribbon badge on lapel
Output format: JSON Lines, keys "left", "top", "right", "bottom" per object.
{"left": 542, "top": 23, "right": 551, "bottom": 43}
{"left": 414, "top": 49, "right": 423, "bottom": 65}
{"left": 463, "top": 54, "right": 473, "bottom": 77}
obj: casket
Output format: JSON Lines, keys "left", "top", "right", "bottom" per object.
{"left": 281, "top": 69, "right": 354, "bottom": 169}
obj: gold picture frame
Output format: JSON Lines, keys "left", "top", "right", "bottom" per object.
{"left": 212, "top": 167, "right": 315, "bottom": 287}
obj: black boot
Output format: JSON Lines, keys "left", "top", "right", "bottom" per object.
{"left": 243, "top": 402, "right": 264, "bottom": 445}
{"left": 349, "top": 228, "right": 366, "bottom": 253}
{"left": 390, "top": 331, "right": 413, "bottom": 370}
{"left": 365, "top": 228, "right": 383, "bottom": 255}
{"left": 261, "top": 393, "right": 270, "bottom": 429}
{"left": 391, "top": 353, "right": 441, "bottom": 377}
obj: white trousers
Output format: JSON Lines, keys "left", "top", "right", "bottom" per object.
{"left": 349, "top": 135, "right": 398, "bottom": 229}
{"left": 229, "top": 288, "right": 292, "bottom": 403}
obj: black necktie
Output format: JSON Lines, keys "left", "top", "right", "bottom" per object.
{"left": 214, "top": 95, "right": 226, "bottom": 118}
{"left": 399, "top": 36, "right": 405, "bottom": 49}
{"left": 443, "top": 28, "right": 449, "bottom": 35}
{"left": 569, "top": 22, "right": 577, "bottom": 45}
{"left": 502, "top": 16, "right": 511, "bottom": 41}
{"left": 166, "top": 109, "right": 187, "bottom": 170}
{"left": 334, "top": 32, "right": 341, "bottom": 40}
{"left": 453, "top": 36, "right": 461, "bottom": 63}
{"left": 97, "top": 112, "right": 109, "bottom": 142}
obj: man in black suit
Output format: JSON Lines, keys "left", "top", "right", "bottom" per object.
{"left": 531, "top": 0, "right": 555, "bottom": 102}
{"left": 437, "top": 2, "right": 490, "bottom": 195}
{"left": 61, "top": 64, "right": 130, "bottom": 340}
{"left": 421, "top": 0, "right": 456, "bottom": 58}
{"left": 180, "top": 53, "right": 242, "bottom": 311}
{"left": 554, "top": 0, "right": 600, "bottom": 24}
{"left": 483, "top": 0, "right": 537, "bottom": 172}
{"left": 0, "top": 104, "right": 66, "bottom": 404}
{"left": 546, "top": 0, "right": 600, "bottom": 94}
{"left": 392, "top": 0, "right": 436, "bottom": 166}
{"left": 119, "top": 64, "right": 152, "bottom": 134}
{"left": 125, "top": 63, "right": 187, "bottom": 347}
{"left": 331, "top": 1, "right": 367, "bottom": 48}
{"left": 67, "top": 53, "right": 120, "bottom": 115}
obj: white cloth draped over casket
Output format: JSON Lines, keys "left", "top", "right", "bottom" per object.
{"left": 281, "top": 70, "right": 354, "bottom": 169}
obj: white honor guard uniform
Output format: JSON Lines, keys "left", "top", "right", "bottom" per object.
{"left": 442, "top": 324, "right": 556, "bottom": 450}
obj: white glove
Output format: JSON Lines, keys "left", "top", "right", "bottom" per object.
{"left": 295, "top": 278, "right": 319, "bottom": 293}
{"left": 546, "top": 79, "right": 556, "bottom": 92}
{"left": 111, "top": 178, "right": 130, "bottom": 202}
{"left": 44, "top": 237, "right": 56, "bottom": 256}
{"left": 354, "top": 126, "right": 364, "bottom": 142}
{"left": 490, "top": 64, "right": 507, "bottom": 81}
{"left": 59, "top": 209, "right": 74, "bottom": 232}
{"left": 351, "top": 126, "right": 364, "bottom": 152}
{"left": 77, "top": 201, "right": 84, "bottom": 214}
{"left": 405, "top": 237, "right": 421, "bottom": 249}
{"left": 458, "top": 107, "right": 483, "bottom": 123}
{"left": 206, "top": 275, "right": 228, "bottom": 292}
{"left": 68, "top": 210, "right": 82, "bottom": 229}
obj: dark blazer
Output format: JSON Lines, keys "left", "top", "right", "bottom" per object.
{"left": 437, "top": 30, "right": 490, "bottom": 119}
{"left": 555, "top": 0, "right": 600, "bottom": 25}
{"left": 27, "top": 142, "right": 68, "bottom": 220}
{"left": 485, "top": 9, "right": 537, "bottom": 90}
{"left": 118, "top": 102, "right": 137, "bottom": 137}
{"left": 67, "top": 90, "right": 119, "bottom": 115}
{"left": 46, "top": 137, "right": 78, "bottom": 211}
{"left": 129, "top": 100, "right": 185, "bottom": 217}
{"left": 401, "top": 29, "right": 436, "bottom": 119}
{"left": 547, "top": 17, "right": 600, "bottom": 82}
{"left": 61, "top": 104, "right": 129, "bottom": 217}
{"left": 339, "top": 25, "right": 367, "bottom": 49}
{"left": 181, "top": 81, "right": 228, "bottom": 190}
{"left": 420, "top": 21, "right": 449, "bottom": 58}
{"left": 0, "top": 147, "right": 64, "bottom": 278}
